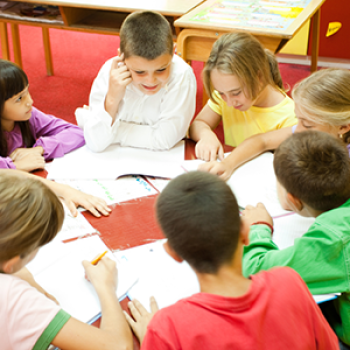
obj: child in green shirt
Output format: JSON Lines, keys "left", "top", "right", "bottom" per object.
{"left": 242, "top": 130, "right": 350, "bottom": 348}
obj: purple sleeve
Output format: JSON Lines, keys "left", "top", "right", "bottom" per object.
{"left": 0, "top": 157, "right": 16, "bottom": 169}
{"left": 292, "top": 125, "right": 297, "bottom": 133}
{"left": 30, "top": 107, "right": 85, "bottom": 160}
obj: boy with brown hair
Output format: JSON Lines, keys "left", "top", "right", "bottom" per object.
{"left": 76, "top": 11, "right": 196, "bottom": 152}
{"left": 125, "top": 171, "right": 338, "bottom": 349}
{"left": 242, "top": 130, "right": 350, "bottom": 348}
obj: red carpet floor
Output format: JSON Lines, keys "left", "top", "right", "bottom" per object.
{"left": 0, "top": 25, "right": 312, "bottom": 126}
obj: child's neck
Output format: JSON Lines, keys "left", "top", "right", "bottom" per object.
{"left": 1, "top": 119, "right": 15, "bottom": 132}
{"left": 196, "top": 252, "right": 251, "bottom": 298}
{"left": 254, "top": 84, "right": 285, "bottom": 108}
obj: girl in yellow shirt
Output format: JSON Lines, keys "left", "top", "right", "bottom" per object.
{"left": 189, "top": 32, "right": 296, "bottom": 161}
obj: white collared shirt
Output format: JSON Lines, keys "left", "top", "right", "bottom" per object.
{"left": 76, "top": 55, "right": 197, "bottom": 152}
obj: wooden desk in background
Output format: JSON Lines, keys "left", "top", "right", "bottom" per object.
{"left": 175, "top": 0, "right": 326, "bottom": 96}
{"left": 0, "top": 0, "right": 203, "bottom": 75}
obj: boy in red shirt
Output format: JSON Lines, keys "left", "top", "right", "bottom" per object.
{"left": 125, "top": 171, "right": 338, "bottom": 350}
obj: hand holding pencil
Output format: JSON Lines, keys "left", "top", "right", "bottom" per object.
{"left": 82, "top": 252, "right": 118, "bottom": 293}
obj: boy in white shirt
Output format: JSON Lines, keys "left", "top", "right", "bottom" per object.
{"left": 76, "top": 11, "right": 197, "bottom": 152}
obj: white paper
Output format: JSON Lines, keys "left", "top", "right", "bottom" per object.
{"left": 54, "top": 211, "right": 97, "bottom": 241}
{"left": 29, "top": 236, "right": 138, "bottom": 323}
{"left": 182, "top": 153, "right": 289, "bottom": 218}
{"left": 115, "top": 240, "right": 200, "bottom": 312}
{"left": 145, "top": 176, "right": 171, "bottom": 193}
{"left": 273, "top": 214, "right": 316, "bottom": 249}
{"left": 47, "top": 142, "right": 185, "bottom": 180}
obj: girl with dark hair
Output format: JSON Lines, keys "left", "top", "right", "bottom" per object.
{"left": 0, "top": 59, "right": 85, "bottom": 171}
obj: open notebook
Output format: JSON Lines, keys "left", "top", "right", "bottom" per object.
{"left": 27, "top": 236, "right": 138, "bottom": 323}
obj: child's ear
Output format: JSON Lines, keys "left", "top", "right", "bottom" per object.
{"left": 286, "top": 193, "right": 304, "bottom": 212}
{"left": 339, "top": 124, "right": 350, "bottom": 136}
{"left": 163, "top": 241, "right": 183, "bottom": 263}
{"left": 239, "top": 220, "right": 250, "bottom": 246}
{"left": 2, "top": 256, "right": 21, "bottom": 274}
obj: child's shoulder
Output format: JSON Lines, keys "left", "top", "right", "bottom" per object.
{"left": 167, "top": 55, "right": 196, "bottom": 88}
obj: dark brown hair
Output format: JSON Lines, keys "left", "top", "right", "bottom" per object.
{"left": 274, "top": 131, "right": 350, "bottom": 211}
{"left": 0, "top": 171, "right": 64, "bottom": 263}
{"left": 0, "top": 59, "right": 35, "bottom": 157}
{"left": 203, "top": 32, "right": 284, "bottom": 102}
{"left": 120, "top": 11, "right": 173, "bottom": 60}
{"left": 156, "top": 171, "right": 241, "bottom": 274}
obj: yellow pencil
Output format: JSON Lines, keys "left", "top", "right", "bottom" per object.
{"left": 91, "top": 251, "right": 108, "bottom": 265}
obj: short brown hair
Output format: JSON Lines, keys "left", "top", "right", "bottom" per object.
{"left": 156, "top": 172, "right": 241, "bottom": 274}
{"left": 203, "top": 32, "right": 284, "bottom": 102}
{"left": 274, "top": 131, "right": 350, "bottom": 211}
{"left": 120, "top": 11, "right": 173, "bottom": 60}
{"left": 0, "top": 172, "right": 64, "bottom": 263}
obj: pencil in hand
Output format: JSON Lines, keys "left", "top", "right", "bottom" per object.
{"left": 90, "top": 250, "right": 108, "bottom": 265}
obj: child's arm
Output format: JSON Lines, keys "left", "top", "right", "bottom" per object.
{"left": 0, "top": 169, "right": 111, "bottom": 217}
{"left": 104, "top": 55, "right": 132, "bottom": 123}
{"left": 189, "top": 104, "right": 224, "bottom": 161}
{"left": 51, "top": 257, "right": 133, "bottom": 350}
{"left": 198, "top": 126, "right": 293, "bottom": 181}
{"left": 241, "top": 203, "right": 347, "bottom": 295}
{"left": 27, "top": 108, "right": 85, "bottom": 160}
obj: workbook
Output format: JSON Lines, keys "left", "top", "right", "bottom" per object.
{"left": 27, "top": 236, "right": 138, "bottom": 323}
{"left": 47, "top": 142, "right": 186, "bottom": 180}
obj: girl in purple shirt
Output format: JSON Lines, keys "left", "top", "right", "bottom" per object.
{"left": 0, "top": 59, "right": 85, "bottom": 171}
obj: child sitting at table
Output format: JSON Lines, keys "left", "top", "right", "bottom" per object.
{"left": 242, "top": 131, "right": 350, "bottom": 349}
{"left": 198, "top": 68, "right": 350, "bottom": 181}
{"left": 0, "top": 171, "right": 132, "bottom": 350}
{"left": 189, "top": 32, "right": 296, "bottom": 162}
{"left": 0, "top": 59, "right": 85, "bottom": 171}
{"left": 76, "top": 11, "right": 196, "bottom": 152}
{"left": 124, "top": 171, "right": 338, "bottom": 349}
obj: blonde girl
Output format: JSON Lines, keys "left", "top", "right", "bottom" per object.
{"left": 0, "top": 171, "right": 132, "bottom": 350}
{"left": 199, "top": 68, "right": 350, "bottom": 180}
{"left": 189, "top": 32, "right": 297, "bottom": 162}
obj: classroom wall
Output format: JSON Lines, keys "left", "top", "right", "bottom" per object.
{"left": 308, "top": 0, "right": 350, "bottom": 59}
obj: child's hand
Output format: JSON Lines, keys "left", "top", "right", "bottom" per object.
{"left": 106, "top": 54, "right": 132, "bottom": 105}
{"left": 82, "top": 257, "right": 118, "bottom": 293}
{"left": 195, "top": 132, "right": 224, "bottom": 162}
{"left": 124, "top": 297, "right": 159, "bottom": 344}
{"left": 198, "top": 160, "right": 233, "bottom": 181}
{"left": 10, "top": 146, "right": 44, "bottom": 161}
{"left": 57, "top": 184, "right": 111, "bottom": 217}
{"left": 241, "top": 203, "right": 273, "bottom": 227}
{"left": 12, "top": 152, "right": 45, "bottom": 172}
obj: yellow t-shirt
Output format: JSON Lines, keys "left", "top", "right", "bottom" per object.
{"left": 208, "top": 91, "right": 297, "bottom": 147}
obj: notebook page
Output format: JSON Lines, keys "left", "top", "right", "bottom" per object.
{"left": 30, "top": 236, "right": 138, "bottom": 323}
{"left": 115, "top": 240, "right": 200, "bottom": 312}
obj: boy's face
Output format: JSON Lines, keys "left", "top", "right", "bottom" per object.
{"left": 124, "top": 54, "right": 173, "bottom": 95}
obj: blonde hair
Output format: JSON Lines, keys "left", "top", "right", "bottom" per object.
{"left": 0, "top": 172, "right": 64, "bottom": 263}
{"left": 292, "top": 68, "right": 350, "bottom": 143}
{"left": 203, "top": 32, "right": 284, "bottom": 101}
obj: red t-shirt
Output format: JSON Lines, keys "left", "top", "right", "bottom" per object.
{"left": 141, "top": 267, "right": 338, "bottom": 350}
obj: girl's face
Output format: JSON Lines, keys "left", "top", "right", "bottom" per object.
{"left": 294, "top": 104, "right": 340, "bottom": 137}
{"left": 1, "top": 85, "right": 33, "bottom": 127}
{"left": 210, "top": 69, "right": 253, "bottom": 111}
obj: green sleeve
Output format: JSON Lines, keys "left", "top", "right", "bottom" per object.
{"left": 243, "top": 224, "right": 347, "bottom": 295}
{"left": 33, "top": 310, "right": 70, "bottom": 350}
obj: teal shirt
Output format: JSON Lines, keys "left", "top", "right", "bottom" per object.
{"left": 243, "top": 199, "right": 350, "bottom": 344}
